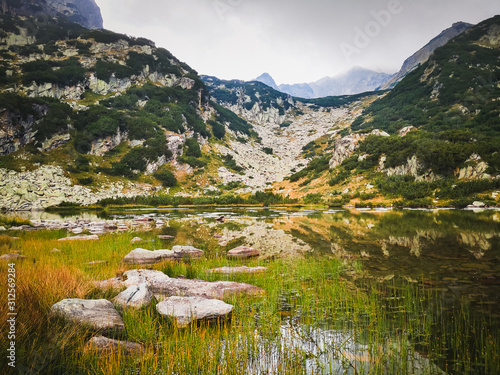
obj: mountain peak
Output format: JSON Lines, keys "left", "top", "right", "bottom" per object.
{"left": 0, "top": 0, "right": 103, "bottom": 29}
{"left": 255, "top": 73, "right": 279, "bottom": 91}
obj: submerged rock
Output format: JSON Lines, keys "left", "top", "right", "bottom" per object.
{"left": 227, "top": 246, "right": 260, "bottom": 259}
{"left": 87, "top": 336, "right": 145, "bottom": 356}
{"left": 50, "top": 299, "right": 124, "bottom": 335}
{"left": 156, "top": 296, "right": 233, "bottom": 327}
{"left": 114, "top": 283, "right": 153, "bottom": 309}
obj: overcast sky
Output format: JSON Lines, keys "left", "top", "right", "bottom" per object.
{"left": 95, "top": 0, "right": 500, "bottom": 85}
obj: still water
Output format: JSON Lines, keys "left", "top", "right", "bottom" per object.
{"left": 6, "top": 207, "right": 500, "bottom": 374}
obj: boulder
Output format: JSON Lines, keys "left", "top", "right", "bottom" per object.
{"left": 122, "top": 269, "right": 264, "bottom": 300}
{"left": 50, "top": 299, "right": 124, "bottom": 335}
{"left": 114, "top": 283, "right": 153, "bottom": 309}
{"left": 227, "top": 246, "right": 260, "bottom": 259}
{"left": 122, "top": 247, "right": 204, "bottom": 265}
{"left": 207, "top": 266, "right": 267, "bottom": 274}
{"left": 87, "top": 336, "right": 145, "bottom": 356}
{"left": 58, "top": 235, "right": 99, "bottom": 241}
{"left": 156, "top": 296, "right": 233, "bottom": 327}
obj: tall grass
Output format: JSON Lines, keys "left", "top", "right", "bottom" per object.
{"left": 0, "top": 227, "right": 498, "bottom": 374}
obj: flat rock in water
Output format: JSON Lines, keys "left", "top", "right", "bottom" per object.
{"left": 50, "top": 299, "right": 124, "bottom": 335}
{"left": 87, "top": 336, "right": 145, "bottom": 356}
{"left": 122, "top": 269, "right": 264, "bottom": 300}
{"left": 156, "top": 296, "right": 233, "bottom": 327}
{"left": 227, "top": 246, "right": 260, "bottom": 259}
{"left": 207, "top": 266, "right": 267, "bottom": 274}
{"left": 114, "top": 283, "right": 153, "bottom": 309}
{"left": 0, "top": 253, "right": 26, "bottom": 260}
{"left": 58, "top": 235, "right": 99, "bottom": 241}
{"left": 122, "top": 247, "right": 204, "bottom": 264}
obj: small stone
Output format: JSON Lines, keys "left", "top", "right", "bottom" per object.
{"left": 114, "top": 283, "right": 153, "bottom": 309}
{"left": 156, "top": 296, "right": 233, "bottom": 328}
{"left": 158, "top": 235, "right": 175, "bottom": 240}
{"left": 51, "top": 248, "right": 62, "bottom": 253}
{"left": 85, "top": 260, "right": 108, "bottom": 267}
{"left": 58, "top": 235, "right": 99, "bottom": 241}
{"left": 0, "top": 254, "right": 27, "bottom": 261}
{"left": 131, "top": 237, "right": 143, "bottom": 243}
{"left": 87, "top": 336, "right": 145, "bottom": 356}
{"left": 227, "top": 246, "right": 260, "bottom": 259}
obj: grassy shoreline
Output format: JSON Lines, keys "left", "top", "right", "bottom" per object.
{"left": 0, "top": 222, "right": 499, "bottom": 374}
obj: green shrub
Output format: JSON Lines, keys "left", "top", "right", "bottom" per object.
{"left": 154, "top": 170, "right": 177, "bottom": 187}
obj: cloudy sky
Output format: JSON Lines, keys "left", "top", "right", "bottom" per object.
{"left": 95, "top": 0, "right": 500, "bottom": 85}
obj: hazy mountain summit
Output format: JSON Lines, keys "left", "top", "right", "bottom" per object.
{"left": 256, "top": 67, "right": 393, "bottom": 99}
{"left": 0, "top": 0, "right": 103, "bottom": 29}
{"left": 380, "top": 21, "right": 473, "bottom": 89}
{"left": 255, "top": 73, "right": 279, "bottom": 91}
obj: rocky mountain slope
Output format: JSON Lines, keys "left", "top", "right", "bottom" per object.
{"left": 0, "top": 15, "right": 258, "bottom": 209}
{"left": 380, "top": 21, "right": 473, "bottom": 90}
{"left": 0, "top": 0, "right": 103, "bottom": 29}
{"left": 295, "top": 15, "right": 500, "bottom": 206}
{"left": 257, "top": 67, "right": 393, "bottom": 99}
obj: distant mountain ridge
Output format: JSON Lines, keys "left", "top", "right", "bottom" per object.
{"left": 380, "top": 21, "right": 473, "bottom": 90}
{"left": 0, "top": 0, "right": 103, "bottom": 29}
{"left": 256, "top": 67, "right": 393, "bottom": 99}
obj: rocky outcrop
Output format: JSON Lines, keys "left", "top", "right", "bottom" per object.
{"left": 378, "top": 155, "right": 438, "bottom": 182}
{"left": 0, "top": 104, "right": 47, "bottom": 156}
{"left": 329, "top": 130, "right": 389, "bottom": 169}
{"left": 50, "top": 299, "right": 124, "bottom": 335}
{"left": 156, "top": 296, "right": 233, "bottom": 328}
{"left": 457, "top": 154, "right": 491, "bottom": 181}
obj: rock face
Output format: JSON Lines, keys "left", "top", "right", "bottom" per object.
{"left": 381, "top": 22, "right": 473, "bottom": 89}
{"left": 1, "top": 0, "right": 103, "bottom": 29}
{"left": 227, "top": 246, "right": 260, "bottom": 259}
{"left": 156, "top": 296, "right": 233, "bottom": 327}
{"left": 114, "top": 283, "right": 153, "bottom": 309}
{"left": 122, "top": 246, "right": 204, "bottom": 265}
{"left": 117, "top": 269, "right": 264, "bottom": 300}
{"left": 87, "top": 336, "right": 145, "bottom": 356}
{"left": 50, "top": 299, "right": 124, "bottom": 335}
